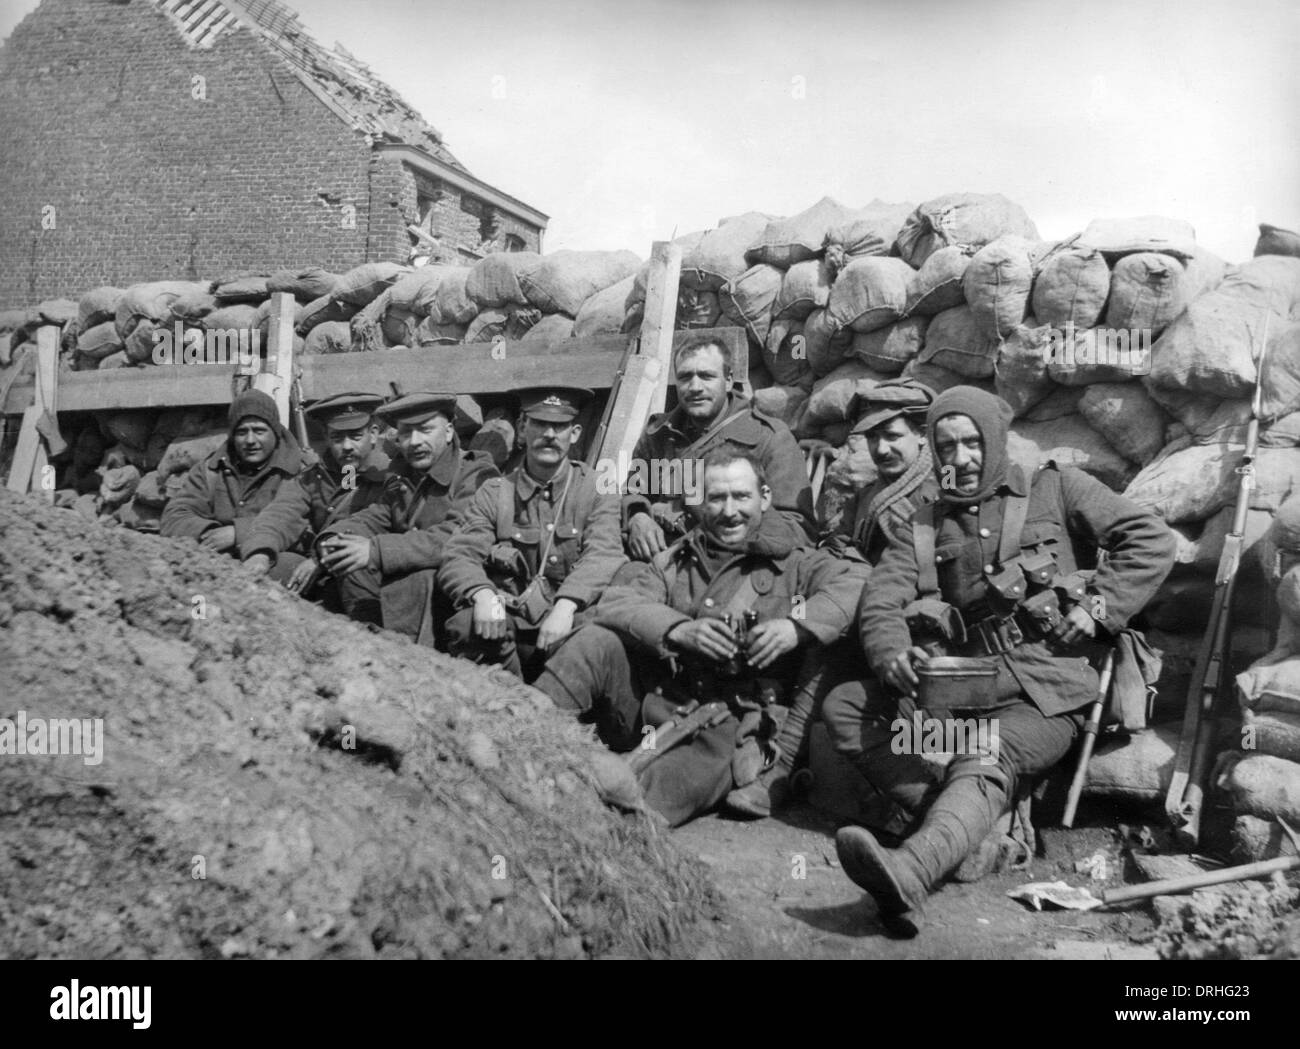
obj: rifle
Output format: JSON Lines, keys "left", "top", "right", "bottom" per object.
{"left": 626, "top": 701, "right": 731, "bottom": 776}
{"left": 290, "top": 367, "right": 310, "bottom": 449}
{"left": 1062, "top": 648, "right": 1116, "bottom": 828}
{"left": 1165, "top": 312, "right": 1270, "bottom": 847}
{"left": 585, "top": 335, "right": 640, "bottom": 468}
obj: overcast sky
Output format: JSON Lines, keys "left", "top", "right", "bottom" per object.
{"left": 2, "top": 0, "right": 1296, "bottom": 261}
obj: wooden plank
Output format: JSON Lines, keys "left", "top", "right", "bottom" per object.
{"left": 253, "top": 292, "right": 295, "bottom": 426}
{"left": 598, "top": 355, "right": 661, "bottom": 486}
{"left": 29, "top": 328, "right": 59, "bottom": 501}
{"left": 5, "top": 406, "right": 41, "bottom": 493}
{"left": 640, "top": 240, "right": 683, "bottom": 418}
{"left": 1, "top": 327, "right": 749, "bottom": 413}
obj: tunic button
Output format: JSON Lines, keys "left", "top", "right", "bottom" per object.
{"left": 546, "top": 523, "right": 554, "bottom": 531}
{"left": 548, "top": 555, "right": 559, "bottom": 564}
{"left": 704, "top": 598, "right": 715, "bottom": 607}
{"left": 513, "top": 532, "right": 522, "bottom": 540}
{"left": 983, "top": 564, "right": 995, "bottom": 574}
{"left": 979, "top": 527, "right": 991, "bottom": 538}
{"left": 968, "top": 506, "right": 979, "bottom": 514}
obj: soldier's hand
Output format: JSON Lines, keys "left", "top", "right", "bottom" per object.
{"left": 627, "top": 512, "right": 667, "bottom": 562}
{"left": 666, "top": 618, "right": 737, "bottom": 662}
{"left": 745, "top": 619, "right": 800, "bottom": 670}
{"left": 537, "top": 598, "right": 577, "bottom": 652}
{"left": 318, "top": 534, "right": 373, "bottom": 576}
{"left": 285, "top": 558, "right": 319, "bottom": 594}
{"left": 883, "top": 646, "right": 929, "bottom": 698}
{"left": 472, "top": 588, "right": 510, "bottom": 640}
{"left": 1049, "top": 604, "right": 1097, "bottom": 647}
{"left": 199, "top": 525, "right": 237, "bottom": 553}
{"left": 244, "top": 553, "right": 272, "bottom": 576}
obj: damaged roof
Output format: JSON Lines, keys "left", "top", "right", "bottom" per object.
{"left": 151, "top": 0, "right": 469, "bottom": 172}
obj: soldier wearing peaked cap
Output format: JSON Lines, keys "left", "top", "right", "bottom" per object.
{"left": 439, "top": 386, "right": 626, "bottom": 681}
{"left": 316, "top": 392, "right": 500, "bottom": 647}
{"left": 243, "top": 392, "right": 393, "bottom": 595}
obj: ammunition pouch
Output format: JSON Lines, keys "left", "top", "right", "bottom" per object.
{"left": 1017, "top": 589, "right": 1063, "bottom": 641}
{"left": 1052, "top": 570, "right": 1090, "bottom": 611}
{"left": 501, "top": 575, "right": 554, "bottom": 628}
{"left": 904, "top": 597, "right": 967, "bottom": 647}
{"left": 487, "top": 540, "right": 529, "bottom": 578}
{"left": 983, "top": 563, "right": 1028, "bottom": 617}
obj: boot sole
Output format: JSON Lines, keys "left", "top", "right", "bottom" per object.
{"left": 835, "top": 826, "right": 924, "bottom": 938}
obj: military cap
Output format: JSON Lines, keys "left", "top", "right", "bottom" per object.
{"left": 375, "top": 391, "right": 459, "bottom": 426}
{"left": 306, "top": 392, "right": 385, "bottom": 430}
{"left": 850, "top": 379, "right": 936, "bottom": 436}
{"left": 517, "top": 386, "right": 592, "bottom": 424}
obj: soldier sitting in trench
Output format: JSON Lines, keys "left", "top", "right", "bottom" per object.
{"left": 438, "top": 387, "right": 626, "bottom": 682}
{"left": 533, "top": 447, "right": 869, "bottom": 827}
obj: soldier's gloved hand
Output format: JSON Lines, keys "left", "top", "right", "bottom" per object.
{"left": 1048, "top": 604, "right": 1097, "bottom": 647}
{"left": 667, "top": 618, "right": 737, "bottom": 662}
{"left": 285, "top": 558, "right": 319, "bottom": 594}
{"left": 537, "top": 598, "right": 577, "bottom": 652}
{"left": 318, "top": 534, "right": 374, "bottom": 576}
{"left": 627, "top": 512, "right": 667, "bottom": 562}
{"left": 472, "top": 588, "right": 510, "bottom": 640}
{"left": 199, "top": 525, "right": 237, "bottom": 553}
{"left": 883, "top": 646, "right": 929, "bottom": 699}
{"left": 243, "top": 553, "right": 272, "bottom": 576}
{"left": 745, "top": 619, "right": 799, "bottom": 670}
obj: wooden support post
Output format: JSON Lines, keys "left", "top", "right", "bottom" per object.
{"left": 254, "top": 292, "right": 296, "bottom": 427}
{"left": 5, "top": 326, "right": 59, "bottom": 499}
{"left": 640, "top": 240, "right": 683, "bottom": 418}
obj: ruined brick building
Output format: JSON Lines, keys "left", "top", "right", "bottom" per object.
{"left": 0, "top": 0, "right": 548, "bottom": 304}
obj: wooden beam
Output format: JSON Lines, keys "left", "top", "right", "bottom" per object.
{"left": 29, "top": 327, "right": 59, "bottom": 501}
{"left": 640, "top": 240, "right": 683, "bottom": 418}
{"left": 253, "top": 292, "right": 295, "bottom": 426}
{"left": 5, "top": 406, "right": 41, "bottom": 494}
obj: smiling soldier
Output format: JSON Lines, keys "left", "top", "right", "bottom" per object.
{"left": 314, "top": 392, "right": 499, "bottom": 647}
{"left": 622, "top": 336, "right": 815, "bottom": 562}
{"left": 535, "top": 448, "right": 868, "bottom": 827}
{"left": 439, "top": 387, "right": 625, "bottom": 681}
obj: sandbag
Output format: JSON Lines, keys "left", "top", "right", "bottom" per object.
{"left": 1190, "top": 505, "right": 1275, "bottom": 578}
{"left": 294, "top": 294, "right": 356, "bottom": 336}
{"left": 917, "top": 304, "right": 998, "bottom": 379}
{"left": 1078, "top": 382, "right": 1167, "bottom": 466}
{"left": 382, "top": 305, "right": 420, "bottom": 347}
{"left": 433, "top": 267, "right": 477, "bottom": 325}
{"left": 681, "top": 214, "right": 772, "bottom": 291}
{"left": 519, "top": 313, "right": 576, "bottom": 344}
{"left": 464, "top": 308, "right": 511, "bottom": 344}
{"left": 76, "top": 320, "right": 125, "bottom": 361}
{"left": 1124, "top": 438, "right": 1300, "bottom": 524}
{"left": 169, "top": 288, "right": 219, "bottom": 325}
{"left": 574, "top": 276, "right": 635, "bottom": 338}
{"left": 303, "top": 320, "right": 353, "bottom": 355}
{"left": 851, "top": 316, "right": 928, "bottom": 376}
{"left": 1047, "top": 325, "right": 1152, "bottom": 385}
{"left": 266, "top": 268, "right": 338, "bottom": 302}
{"left": 1105, "top": 252, "right": 1190, "bottom": 337}
{"left": 36, "top": 298, "right": 77, "bottom": 326}
{"left": 803, "top": 307, "right": 852, "bottom": 378}
{"left": 824, "top": 200, "right": 914, "bottom": 266}
{"left": 1150, "top": 300, "right": 1279, "bottom": 403}
{"left": 1020, "top": 385, "right": 1082, "bottom": 423}
{"left": 904, "top": 245, "right": 972, "bottom": 317}
{"left": 746, "top": 197, "right": 854, "bottom": 269}
{"left": 677, "top": 287, "right": 722, "bottom": 329}
{"left": 212, "top": 274, "right": 269, "bottom": 304}
{"left": 893, "top": 192, "right": 1039, "bottom": 269}
{"left": 202, "top": 303, "right": 260, "bottom": 332}
{"left": 1217, "top": 754, "right": 1300, "bottom": 826}
{"left": 389, "top": 266, "right": 451, "bottom": 318}
{"left": 963, "top": 235, "right": 1034, "bottom": 339}
{"left": 412, "top": 318, "right": 468, "bottom": 346}
{"left": 719, "top": 264, "right": 783, "bottom": 345}
{"left": 115, "top": 281, "right": 208, "bottom": 338}
{"left": 1255, "top": 223, "right": 1300, "bottom": 259}
{"left": 123, "top": 320, "right": 158, "bottom": 365}
{"left": 98, "top": 410, "right": 153, "bottom": 451}
{"left": 1010, "top": 415, "right": 1133, "bottom": 491}
{"left": 628, "top": 230, "right": 708, "bottom": 307}
{"left": 77, "top": 287, "right": 125, "bottom": 330}
{"left": 826, "top": 257, "right": 912, "bottom": 334}
{"left": 333, "top": 262, "right": 407, "bottom": 307}
{"left": 773, "top": 259, "right": 834, "bottom": 320}
{"left": 1031, "top": 247, "right": 1110, "bottom": 329}
{"left": 1275, "top": 493, "right": 1300, "bottom": 553}
{"left": 751, "top": 384, "right": 808, "bottom": 429}
{"left": 1241, "top": 710, "right": 1300, "bottom": 764}
{"left": 519, "top": 250, "right": 641, "bottom": 316}
{"left": 763, "top": 318, "right": 813, "bottom": 388}
{"left": 902, "top": 358, "right": 997, "bottom": 398}
{"left": 993, "top": 322, "right": 1055, "bottom": 416}
{"left": 97, "top": 352, "right": 128, "bottom": 370}
{"left": 466, "top": 252, "right": 543, "bottom": 308}
{"left": 1081, "top": 722, "right": 1179, "bottom": 801}
{"left": 156, "top": 432, "right": 225, "bottom": 478}
{"left": 804, "top": 361, "right": 890, "bottom": 427}
{"left": 1077, "top": 215, "right": 1197, "bottom": 260}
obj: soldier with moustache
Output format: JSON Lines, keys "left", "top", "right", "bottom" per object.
{"left": 439, "top": 387, "right": 626, "bottom": 682}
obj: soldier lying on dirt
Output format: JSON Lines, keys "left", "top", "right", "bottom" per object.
{"left": 534, "top": 447, "right": 869, "bottom": 827}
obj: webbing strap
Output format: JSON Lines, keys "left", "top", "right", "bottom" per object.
{"left": 912, "top": 503, "right": 939, "bottom": 598}
{"left": 494, "top": 477, "right": 515, "bottom": 542}
{"left": 997, "top": 466, "right": 1031, "bottom": 567}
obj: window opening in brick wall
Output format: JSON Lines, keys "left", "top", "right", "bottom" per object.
{"left": 504, "top": 233, "right": 525, "bottom": 252}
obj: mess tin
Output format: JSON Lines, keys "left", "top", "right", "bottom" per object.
{"left": 915, "top": 655, "right": 1000, "bottom": 713}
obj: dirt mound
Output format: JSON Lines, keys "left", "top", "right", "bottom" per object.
{"left": 1152, "top": 877, "right": 1300, "bottom": 960}
{"left": 0, "top": 491, "right": 721, "bottom": 959}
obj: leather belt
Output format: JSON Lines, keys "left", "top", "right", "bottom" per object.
{"left": 955, "top": 611, "right": 1030, "bottom": 657}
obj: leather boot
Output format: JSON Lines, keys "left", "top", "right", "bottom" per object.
{"left": 836, "top": 774, "right": 1006, "bottom": 937}
{"left": 722, "top": 688, "right": 814, "bottom": 820}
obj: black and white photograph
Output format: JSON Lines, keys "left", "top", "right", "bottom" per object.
{"left": 0, "top": 0, "right": 1297, "bottom": 1014}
